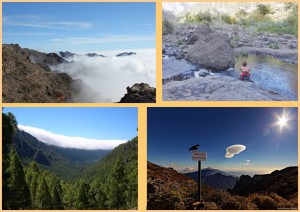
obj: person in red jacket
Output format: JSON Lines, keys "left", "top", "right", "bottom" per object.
{"left": 240, "top": 61, "right": 251, "bottom": 80}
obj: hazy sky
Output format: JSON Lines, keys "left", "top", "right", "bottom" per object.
{"left": 3, "top": 107, "right": 137, "bottom": 150}
{"left": 148, "top": 107, "right": 298, "bottom": 176}
{"left": 2, "top": 2, "right": 156, "bottom": 52}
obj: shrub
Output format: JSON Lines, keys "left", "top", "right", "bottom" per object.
{"left": 195, "top": 11, "right": 212, "bottom": 23}
{"left": 177, "top": 39, "right": 184, "bottom": 46}
{"left": 249, "top": 194, "right": 278, "bottom": 210}
{"left": 221, "top": 14, "right": 237, "bottom": 24}
{"left": 256, "top": 4, "right": 273, "bottom": 17}
{"left": 269, "top": 42, "right": 279, "bottom": 49}
{"left": 184, "top": 12, "right": 195, "bottom": 23}
{"left": 230, "top": 34, "right": 240, "bottom": 48}
{"left": 163, "top": 19, "right": 174, "bottom": 35}
{"left": 222, "top": 197, "right": 242, "bottom": 209}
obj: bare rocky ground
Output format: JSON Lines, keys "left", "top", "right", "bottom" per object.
{"left": 163, "top": 75, "right": 287, "bottom": 101}
{"left": 163, "top": 24, "right": 297, "bottom": 101}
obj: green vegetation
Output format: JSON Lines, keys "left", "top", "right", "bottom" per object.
{"left": 221, "top": 15, "right": 237, "bottom": 25}
{"left": 182, "top": 3, "right": 298, "bottom": 35}
{"left": 269, "top": 42, "right": 279, "bottom": 49}
{"left": 230, "top": 34, "right": 240, "bottom": 48}
{"left": 2, "top": 112, "right": 138, "bottom": 210}
{"left": 163, "top": 18, "right": 174, "bottom": 35}
{"left": 184, "top": 11, "right": 212, "bottom": 24}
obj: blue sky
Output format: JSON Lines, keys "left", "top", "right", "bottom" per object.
{"left": 3, "top": 107, "right": 137, "bottom": 141}
{"left": 3, "top": 2, "right": 155, "bottom": 52}
{"left": 148, "top": 108, "right": 298, "bottom": 176}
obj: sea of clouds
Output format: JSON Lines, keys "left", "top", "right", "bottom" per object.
{"left": 18, "top": 124, "right": 127, "bottom": 150}
{"left": 52, "top": 48, "right": 156, "bottom": 102}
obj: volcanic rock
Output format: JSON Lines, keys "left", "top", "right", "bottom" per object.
{"left": 119, "top": 83, "right": 156, "bottom": 103}
{"left": 186, "top": 26, "right": 235, "bottom": 71}
{"left": 116, "top": 52, "right": 136, "bottom": 57}
{"left": 2, "top": 44, "right": 75, "bottom": 103}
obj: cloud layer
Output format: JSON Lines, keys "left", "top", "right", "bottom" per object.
{"left": 52, "top": 48, "right": 156, "bottom": 102}
{"left": 18, "top": 124, "right": 127, "bottom": 150}
{"left": 165, "top": 163, "right": 197, "bottom": 173}
{"left": 225, "top": 144, "right": 246, "bottom": 158}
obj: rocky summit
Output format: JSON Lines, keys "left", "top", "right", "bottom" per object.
{"left": 116, "top": 52, "right": 136, "bottom": 57}
{"left": 119, "top": 83, "right": 156, "bottom": 103}
{"left": 2, "top": 44, "right": 77, "bottom": 103}
{"left": 186, "top": 26, "right": 235, "bottom": 71}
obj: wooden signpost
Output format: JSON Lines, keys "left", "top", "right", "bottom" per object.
{"left": 192, "top": 151, "right": 207, "bottom": 201}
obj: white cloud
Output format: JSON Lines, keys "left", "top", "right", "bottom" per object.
{"left": 18, "top": 124, "right": 127, "bottom": 150}
{"left": 3, "top": 15, "right": 92, "bottom": 30}
{"left": 225, "top": 144, "right": 246, "bottom": 158}
{"left": 52, "top": 48, "right": 156, "bottom": 102}
{"left": 51, "top": 35, "right": 155, "bottom": 45}
{"left": 240, "top": 159, "right": 251, "bottom": 166}
{"left": 164, "top": 163, "right": 197, "bottom": 173}
{"left": 4, "top": 32, "right": 54, "bottom": 36}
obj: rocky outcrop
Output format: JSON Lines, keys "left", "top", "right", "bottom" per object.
{"left": 119, "top": 83, "right": 156, "bottom": 103}
{"left": 86, "top": 53, "right": 105, "bottom": 57}
{"left": 59, "top": 51, "right": 76, "bottom": 58}
{"left": 186, "top": 26, "right": 235, "bottom": 71}
{"left": 116, "top": 52, "right": 136, "bottom": 57}
{"left": 229, "top": 166, "right": 298, "bottom": 200}
{"left": 163, "top": 75, "right": 288, "bottom": 101}
{"left": 2, "top": 44, "right": 75, "bottom": 103}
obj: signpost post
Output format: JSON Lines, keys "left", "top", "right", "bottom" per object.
{"left": 192, "top": 151, "right": 207, "bottom": 202}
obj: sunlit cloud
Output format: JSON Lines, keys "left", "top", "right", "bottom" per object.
{"left": 18, "top": 124, "right": 127, "bottom": 150}
{"left": 225, "top": 144, "right": 246, "bottom": 158}
{"left": 240, "top": 159, "right": 251, "bottom": 166}
{"left": 164, "top": 162, "right": 197, "bottom": 173}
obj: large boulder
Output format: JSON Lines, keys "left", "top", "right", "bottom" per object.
{"left": 186, "top": 27, "right": 235, "bottom": 71}
{"left": 187, "top": 25, "right": 213, "bottom": 45}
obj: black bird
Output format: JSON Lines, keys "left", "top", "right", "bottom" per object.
{"left": 189, "top": 144, "right": 200, "bottom": 151}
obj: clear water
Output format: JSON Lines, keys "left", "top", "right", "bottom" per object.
{"left": 234, "top": 54, "right": 298, "bottom": 100}
{"left": 163, "top": 55, "right": 298, "bottom": 100}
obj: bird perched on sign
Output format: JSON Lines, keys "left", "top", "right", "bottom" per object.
{"left": 189, "top": 144, "right": 200, "bottom": 151}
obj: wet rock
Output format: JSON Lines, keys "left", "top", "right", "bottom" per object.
{"left": 163, "top": 75, "right": 288, "bottom": 101}
{"left": 119, "top": 83, "right": 156, "bottom": 103}
{"left": 186, "top": 27, "right": 235, "bottom": 71}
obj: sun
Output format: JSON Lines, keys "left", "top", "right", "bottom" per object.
{"left": 278, "top": 115, "right": 288, "bottom": 128}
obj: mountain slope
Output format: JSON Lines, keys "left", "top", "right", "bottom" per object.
{"left": 229, "top": 166, "right": 298, "bottom": 202}
{"left": 2, "top": 44, "right": 75, "bottom": 103}
{"left": 147, "top": 161, "right": 298, "bottom": 210}
{"left": 13, "top": 129, "right": 110, "bottom": 181}
{"left": 83, "top": 136, "right": 138, "bottom": 181}
{"left": 185, "top": 168, "right": 239, "bottom": 190}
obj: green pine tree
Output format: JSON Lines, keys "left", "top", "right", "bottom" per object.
{"left": 106, "top": 159, "right": 128, "bottom": 209}
{"left": 7, "top": 148, "right": 31, "bottom": 209}
{"left": 90, "top": 178, "right": 108, "bottom": 209}
{"left": 2, "top": 112, "right": 18, "bottom": 209}
{"left": 75, "top": 179, "right": 90, "bottom": 209}
{"left": 35, "top": 176, "right": 53, "bottom": 209}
